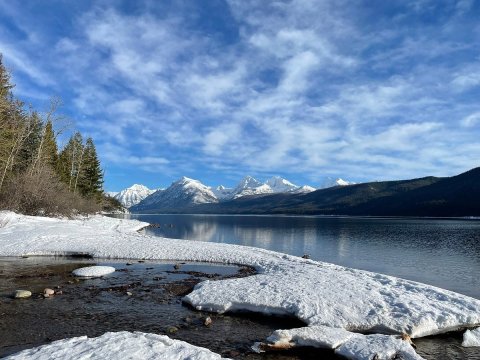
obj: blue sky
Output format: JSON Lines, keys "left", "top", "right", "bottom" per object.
{"left": 1, "top": 0, "right": 479, "bottom": 191}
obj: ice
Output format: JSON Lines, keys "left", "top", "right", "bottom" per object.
{"left": 1, "top": 211, "right": 480, "bottom": 359}
{"left": 462, "top": 327, "right": 480, "bottom": 347}
{"left": 72, "top": 265, "right": 116, "bottom": 277}
{"left": 4, "top": 331, "right": 228, "bottom": 360}
{"left": 335, "top": 334, "right": 422, "bottom": 360}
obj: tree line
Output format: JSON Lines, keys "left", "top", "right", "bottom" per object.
{"left": 0, "top": 55, "right": 120, "bottom": 216}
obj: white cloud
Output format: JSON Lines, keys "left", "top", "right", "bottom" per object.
{"left": 461, "top": 112, "right": 480, "bottom": 127}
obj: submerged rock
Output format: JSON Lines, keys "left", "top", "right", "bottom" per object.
{"left": 14, "top": 290, "right": 32, "bottom": 299}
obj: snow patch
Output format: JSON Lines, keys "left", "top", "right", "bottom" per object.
{"left": 72, "top": 265, "right": 116, "bottom": 277}
{"left": 463, "top": 327, "right": 480, "bottom": 347}
{"left": 5, "top": 331, "right": 228, "bottom": 360}
{"left": 335, "top": 334, "right": 422, "bottom": 360}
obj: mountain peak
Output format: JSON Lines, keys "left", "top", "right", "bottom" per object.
{"left": 320, "top": 177, "right": 355, "bottom": 189}
{"left": 236, "top": 176, "right": 263, "bottom": 189}
{"left": 266, "top": 176, "right": 297, "bottom": 193}
{"left": 114, "top": 184, "right": 155, "bottom": 208}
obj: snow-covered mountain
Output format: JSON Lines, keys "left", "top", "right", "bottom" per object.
{"left": 290, "top": 185, "right": 316, "bottom": 194}
{"left": 231, "top": 176, "right": 273, "bottom": 199}
{"left": 211, "top": 185, "right": 234, "bottom": 201}
{"left": 128, "top": 175, "right": 319, "bottom": 212}
{"left": 113, "top": 184, "right": 156, "bottom": 208}
{"left": 266, "top": 176, "right": 298, "bottom": 193}
{"left": 131, "top": 177, "right": 218, "bottom": 212}
{"left": 319, "top": 178, "right": 355, "bottom": 189}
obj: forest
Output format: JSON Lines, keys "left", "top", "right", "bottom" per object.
{"left": 0, "top": 55, "right": 120, "bottom": 216}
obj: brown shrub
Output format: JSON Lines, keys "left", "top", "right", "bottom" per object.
{"left": 0, "top": 165, "right": 101, "bottom": 217}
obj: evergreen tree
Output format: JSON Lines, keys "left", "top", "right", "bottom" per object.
{"left": 58, "top": 132, "right": 84, "bottom": 192}
{"left": 78, "top": 137, "right": 103, "bottom": 199}
{"left": 16, "top": 111, "right": 43, "bottom": 173}
{"left": 40, "top": 120, "right": 58, "bottom": 170}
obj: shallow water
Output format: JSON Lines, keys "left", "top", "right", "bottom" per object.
{"left": 116, "top": 214, "right": 480, "bottom": 300}
{"left": 0, "top": 257, "right": 478, "bottom": 359}
{"left": 0, "top": 257, "right": 332, "bottom": 359}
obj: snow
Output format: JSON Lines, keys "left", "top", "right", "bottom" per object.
{"left": 114, "top": 184, "right": 155, "bottom": 208}
{"left": 211, "top": 185, "right": 233, "bottom": 200}
{"left": 319, "top": 177, "right": 355, "bottom": 189}
{"left": 463, "top": 327, "right": 480, "bottom": 347}
{"left": 291, "top": 185, "right": 316, "bottom": 194}
{"left": 5, "top": 331, "right": 228, "bottom": 360}
{"left": 231, "top": 176, "right": 273, "bottom": 199}
{"left": 265, "top": 176, "right": 297, "bottom": 193}
{"left": 72, "top": 265, "right": 116, "bottom": 277}
{"left": 335, "top": 334, "right": 422, "bottom": 360}
{"left": 131, "top": 177, "right": 218, "bottom": 211}
{"left": 1, "top": 211, "right": 480, "bottom": 360}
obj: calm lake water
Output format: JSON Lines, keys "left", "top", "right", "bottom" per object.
{"left": 116, "top": 214, "right": 480, "bottom": 300}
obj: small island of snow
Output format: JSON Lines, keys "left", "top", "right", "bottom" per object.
{"left": 4, "top": 331, "right": 227, "bottom": 360}
{"left": 72, "top": 265, "right": 116, "bottom": 278}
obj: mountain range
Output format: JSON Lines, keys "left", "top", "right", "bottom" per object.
{"left": 111, "top": 175, "right": 350, "bottom": 209}
{"left": 124, "top": 167, "right": 480, "bottom": 217}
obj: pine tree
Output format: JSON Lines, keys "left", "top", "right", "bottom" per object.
{"left": 16, "top": 111, "right": 43, "bottom": 173}
{"left": 58, "top": 132, "right": 84, "bottom": 192}
{"left": 78, "top": 137, "right": 103, "bottom": 199}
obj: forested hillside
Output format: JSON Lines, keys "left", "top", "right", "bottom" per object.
{"left": 0, "top": 55, "right": 119, "bottom": 216}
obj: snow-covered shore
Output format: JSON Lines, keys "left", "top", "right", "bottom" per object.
{"left": 1, "top": 211, "right": 479, "bottom": 359}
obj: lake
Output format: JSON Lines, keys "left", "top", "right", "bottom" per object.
{"left": 114, "top": 214, "right": 480, "bottom": 300}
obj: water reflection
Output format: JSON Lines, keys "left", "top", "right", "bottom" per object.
{"left": 115, "top": 214, "right": 480, "bottom": 299}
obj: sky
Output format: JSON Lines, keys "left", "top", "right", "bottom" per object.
{"left": 0, "top": 0, "right": 479, "bottom": 191}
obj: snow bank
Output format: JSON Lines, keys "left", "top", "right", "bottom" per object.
{"left": 72, "top": 265, "right": 116, "bottom": 277}
{"left": 463, "top": 327, "right": 480, "bottom": 347}
{"left": 4, "top": 331, "right": 228, "bottom": 360}
{"left": 1, "top": 211, "right": 480, "bottom": 359}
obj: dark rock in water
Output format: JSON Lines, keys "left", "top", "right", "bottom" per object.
{"left": 173, "top": 264, "right": 180, "bottom": 270}
{"left": 302, "top": 254, "right": 310, "bottom": 259}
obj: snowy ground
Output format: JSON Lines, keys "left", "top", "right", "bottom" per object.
{"left": 5, "top": 332, "right": 227, "bottom": 360}
{"left": 1, "top": 211, "right": 479, "bottom": 360}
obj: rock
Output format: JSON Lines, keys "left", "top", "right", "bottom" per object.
{"left": 44, "top": 288, "right": 55, "bottom": 296}
{"left": 302, "top": 254, "right": 310, "bottom": 259}
{"left": 14, "top": 290, "right": 32, "bottom": 299}
{"left": 204, "top": 316, "right": 212, "bottom": 327}
{"left": 126, "top": 291, "right": 133, "bottom": 296}
{"left": 167, "top": 326, "right": 179, "bottom": 334}
{"left": 55, "top": 290, "right": 63, "bottom": 295}
{"left": 173, "top": 264, "right": 180, "bottom": 270}
{"left": 126, "top": 262, "right": 133, "bottom": 266}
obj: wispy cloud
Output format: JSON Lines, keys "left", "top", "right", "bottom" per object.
{"left": 0, "top": 0, "right": 479, "bottom": 189}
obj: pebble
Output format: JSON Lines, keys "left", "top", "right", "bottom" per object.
{"left": 14, "top": 290, "right": 32, "bottom": 299}
{"left": 44, "top": 288, "right": 55, "bottom": 296}
{"left": 204, "top": 316, "right": 212, "bottom": 327}
{"left": 167, "top": 326, "right": 179, "bottom": 334}
{"left": 126, "top": 291, "right": 133, "bottom": 296}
